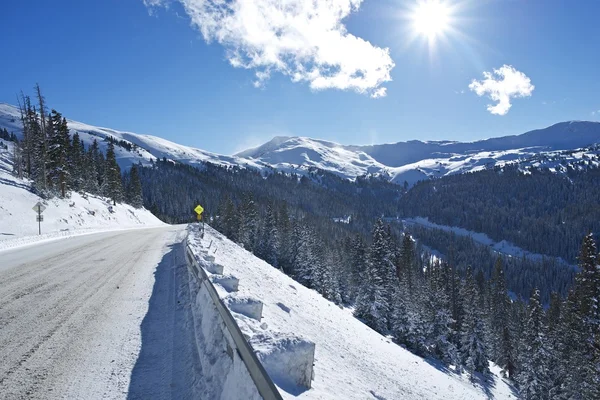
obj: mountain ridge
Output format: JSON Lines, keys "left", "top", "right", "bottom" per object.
{"left": 2, "top": 102, "right": 600, "bottom": 186}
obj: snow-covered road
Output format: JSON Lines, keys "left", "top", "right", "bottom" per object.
{"left": 0, "top": 225, "right": 200, "bottom": 399}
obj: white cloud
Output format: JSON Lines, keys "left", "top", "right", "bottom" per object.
{"left": 144, "top": 0, "right": 394, "bottom": 98}
{"left": 469, "top": 65, "right": 534, "bottom": 115}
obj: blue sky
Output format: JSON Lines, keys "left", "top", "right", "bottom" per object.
{"left": 1, "top": 0, "right": 599, "bottom": 154}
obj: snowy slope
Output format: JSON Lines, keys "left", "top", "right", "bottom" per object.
{"left": 0, "top": 139, "right": 165, "bottom": 251}
{"left": 0, "top": 103, "right": 264, "bottom": 172}
{"left": 237, "top": 136, "right": 387, "bottom": 178}
{"left": 188, "top": 226, "right": 518, "bottom": 400}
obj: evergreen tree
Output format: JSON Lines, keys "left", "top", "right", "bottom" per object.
{"left": 518, "top": 289, "right": 550, "bottom": 400}
{"left": 566, "top": 234, "right": 600, "bottom": 399}
{"left": 126, "top": 164, "right": 144, "bottom": 208}
{"left": 238, "top": 193, "right": 258, "bottom": 252}
{"left": 259, "top": 202, "right": 279, "bottom": 267}
{"left": 491, "top": 258, "right": 515, "bottom": 378}
{"left": 460, "top": 267, "right": 490, "bottom": 376}
{"left": 425, "top": 264, "right": 459, "bottom": 365}
{"left": 103, "top": 141, "right": 122, "bottom": 205}
{"left": 355, "top": 219, "right": 392, "bottom": 333}
{"left": 47, "top": 111, "right": 71, "bottom": 197}
{"left": 69, "top": 132, "right": 84, "bottom": 191}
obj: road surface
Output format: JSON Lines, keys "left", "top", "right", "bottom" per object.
{"left": 0, "top": 225, "right": 200, "bottom": 399}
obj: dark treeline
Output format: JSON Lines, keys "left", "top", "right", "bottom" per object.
{"left": 0, "top": 127, "right": 18, "bottom": 142}
{"left": 407, "top": 224, "right": 575, "bottom": 303}
{"left": 11, "top": 85, "right": 142, "bottom": 207}
{"left": 137, "top": 157, "right": 402, "bottom": 230}
{"left": 105, "top": 135, "right": 139, "bottom": 153}
{"left": 400, "top": 163, "right": 600, "bottom": 263}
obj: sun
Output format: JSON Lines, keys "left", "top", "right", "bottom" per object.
{"left": 412, "top": 0, "right": 452, "bottom": 39}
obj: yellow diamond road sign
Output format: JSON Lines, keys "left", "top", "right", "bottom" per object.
{"left": 194, "top": 205, "right": 204, "bottom": 215}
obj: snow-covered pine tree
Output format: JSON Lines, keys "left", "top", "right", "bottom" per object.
{"left": 276, "top": 202, "right": 292, "bottom": 272}
{"left": 47, "top": 111, "right": 71, "bottom": 197}
{"left": 220, "top": 196, "right": 239, "bottom": 242}
{"left": 425, "top": 262, "right": 459, "bottom": 365}
{"left": 33, "top": 84, "right": 50, "bottom": 192}
{"left": 238, "top": 193, "right": 258, "bottom": 252}
{"left": 82, "top": 142, "right": 100, "bottom": 194}
{"left": 103, "top": 141, "right": 123, "bottom": 205}
{"left": 567, "top": 233, "right": 600, "bottom": 399}
{"left": 545, "top": 292, "right": 565, "bottom": 398}
{"left": 518, "top": 289, "right": 550, "bottom": 400}
{"left": 294, "top": 225, "right": 317, "bottom": 287}
{"left": 90, "top": 139, "right": 105, "bottom": 191}
{"left": 491, "top": 258, "right": 515, "bottom": 378}
{"left": 69, "top": 132, "right": 84, "bottom": 191}
{"left": 346, "top": 234, "right": 367, "bottom": 301}
{"left": 460, "top": 267, "right": 490, "bottom": 376}
{"left": 126, "top": 164, "right": 144, "bottom": 208}
{"left": 259, "top": 202, "right": 279, "bottom": 267}
{"left": 354, "top": 219, "right": 391, "bottom": 333}
{"left": 390, "top": 232, "right": 426, "bottom": 354}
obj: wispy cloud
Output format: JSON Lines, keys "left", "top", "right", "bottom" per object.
{"left": 468, "top": 65, "right": 534, "bottom": 115}
{"left": 144, "top": 0, "right": 395, "bottom": 98}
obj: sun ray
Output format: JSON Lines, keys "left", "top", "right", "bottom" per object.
{"left": 412, "top": 0, "right": 451, "bottom": 39}
{"left": 390, "top": 0, "right": 479, "bottom": 64}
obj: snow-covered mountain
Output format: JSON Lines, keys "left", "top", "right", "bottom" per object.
{"left": 0, "top": 103, "right": 264, "bottom": 172}
{"left": 3, "top": 102, "right": 600, "bottom": 186}
{"left": 238, "top": 121, "right": 600, "bottom": 184}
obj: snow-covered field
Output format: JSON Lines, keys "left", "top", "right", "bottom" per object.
{"left": 188, "top": 225, "right": 518, "bottom": 400}
{"left": 0, "top": 139, "right": 164, "bottom": 252}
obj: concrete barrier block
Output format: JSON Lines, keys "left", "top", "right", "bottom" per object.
{"left": 250, "top": 332, "right": 316, "bottom": 391}
{"left": 226, "top": 296, "right": 263, "bottom": 321}
{"left": 212, "top": 275, "right": 239, "bottom": 292}
{"left": 206, "top": 263, "right": 224, "bottom": 275}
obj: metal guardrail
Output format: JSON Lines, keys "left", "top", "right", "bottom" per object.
{"left": 184, "top": 242, "right": 283, "bottom": 400}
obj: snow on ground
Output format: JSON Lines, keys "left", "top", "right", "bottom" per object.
{"left": 188, "top": 225, "right": 518, "bottom": 400}
{"left": 0, "top": 103, "right": 266, "bottom": 172}
{"left": 403, "top": 217, "right": 571, "bottom": 265}
{"left": 0, "top": 139, "right": 164, "bottom": 251}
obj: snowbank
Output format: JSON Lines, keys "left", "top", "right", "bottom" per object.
{"left": 188, "top": 274, "right": 263, "bottom": 400}
{"left": 0, "top": 142, "right": 164, "bottom": 251}
{"left": 188, "top": 225, "right": 518, "bottom": 399}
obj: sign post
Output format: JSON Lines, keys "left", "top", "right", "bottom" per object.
{"left": 194, "top": 204, "right": 205, "bottom": 237}
{"left": 32, "top": 201, "right": 46, "bottom": 235}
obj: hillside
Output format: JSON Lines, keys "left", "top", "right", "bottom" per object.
{"left": 0, "top": 139, "right": 164, "bottom": 251}
{"left": 188, "top": 225, "right": 518, "bottom": 399}
{"left": 0, "top": 103, "right": 263, "bottom": 172}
